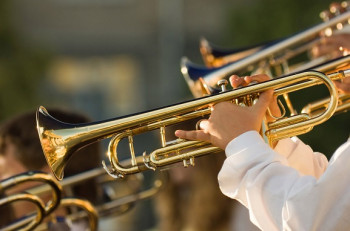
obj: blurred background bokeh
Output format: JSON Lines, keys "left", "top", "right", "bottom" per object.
{"left": 0, "top": 0, "right": 348, "bottom": 230}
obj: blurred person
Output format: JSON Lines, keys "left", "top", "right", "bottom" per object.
{"left": 0, "top": 108, "right": 102, "bottom": 229}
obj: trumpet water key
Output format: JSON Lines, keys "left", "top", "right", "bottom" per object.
{"left": 37, "top": 69, "right": 350, "bottom": 181}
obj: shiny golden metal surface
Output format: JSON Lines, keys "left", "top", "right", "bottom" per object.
{"left": 302, "top": 93, "right": 350, "bottom": 116}
{"left": 0, "top": 194, "right": 45, "bottom": 231}
{"left": 0, "top": 171, "right": 62, "bottom": 231}
{"left": 28, "top": 166, "right": 162, "bottom": 220}
{"left": 199, "top": 3, "right": 350, "bottom": 68}
{"left": 183, "top": 10, "right": 350, "bottom": 97}
{"left": 37, "top": 69, "right": 350, "bottom": 180}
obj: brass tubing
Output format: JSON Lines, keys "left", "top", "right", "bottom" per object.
{"left": 37, "top": 70, "right": 349, "bottom": 180}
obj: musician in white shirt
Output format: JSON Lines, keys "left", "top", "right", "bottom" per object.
{"left": 174, "top": 73, "right": 350, "bottom": 230}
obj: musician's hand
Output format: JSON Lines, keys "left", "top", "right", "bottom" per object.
{"left": 175, "top": 90, "right": 273, "bottom": 149}
{"left": 335, "top": 76, "right": 350, "bottom": 94}
{"left": 230, "top": 74, "right": 282, "bottom": 121}
{"left": 311, "top": 33, "right": 350, "bottom": 58}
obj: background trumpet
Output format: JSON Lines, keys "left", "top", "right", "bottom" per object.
{"left": 0, "top": 171, "right": 62, "bottom": 231}
{"left": 28, "top": 165, "right": 163, "bottom": 218}
{"left": 0, "top": 171, "right": 101, "bottom": 231}
{"left": 182, "top": 6, "right": 350, "bottom": 98}
{"left": 199, "top": 2, "right": 350, "bottom": 69}
{"left": 1, "top": 167, "right": 161, "bottom": 231}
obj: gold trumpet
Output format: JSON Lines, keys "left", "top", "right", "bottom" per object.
{"left": 37, "top": 69, "right": 349, "bottom": 181}
{"left": 3, "top": 197, "right": 99, "bottom": 231}
{"left": 182, "top": 10, "right": 350, "bottom": 98}
{"left": 199, "top": 37, "right": 271, "bottom": 68}
{"left": 0, "top": 195, "right": 45, "bottom": 231}
{"left": 0, "top": 171, "right": 62, "bottom": 231}
{"left": 199, "top": 1, "right": 349, "bottom": 68}
{"left": 35, "top": 178, "right": 161, "bottom": 231}
{"left": 28, "top": 165, "right": 162, "bottom": 218}
{"left": 302, "top": 93, "right": 350, "bottom": 116}
{"left": 0, "top": 171, "right": 101, "bottom": 231}
{"left": 34, "top": 198, "right": 98, "bottom": 231}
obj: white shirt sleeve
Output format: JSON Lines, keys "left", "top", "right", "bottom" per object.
{"left": 218, "top": 131, "right": 350, "bottom": 231}
{"left": 274, "top": 137, "right": 328, "bottom": 178}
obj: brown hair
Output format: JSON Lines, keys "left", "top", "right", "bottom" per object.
{"left": 0, "top": 108, "right": 102, "bottom": 203}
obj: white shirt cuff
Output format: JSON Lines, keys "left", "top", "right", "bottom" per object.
{"left": 224, "top": 130, "right": 265, "bottom": 158}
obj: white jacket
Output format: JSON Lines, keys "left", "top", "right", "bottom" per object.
{"left": 218, "top": 131, "right": 350, "bottom": 231}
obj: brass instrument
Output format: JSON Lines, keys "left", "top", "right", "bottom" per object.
{"left": 4, "top": 197, "right": 99, "bottom": 231}
{"left": 0, "top": 171, "right": 62, "bottom": 231}
{"left": 0, "top": 194, "right": 45, "bottom": 231}
{"left": 28, "top": 165, "right": 162, "bottom": 217}
{"left": 182, "top": 10, "right": 350, "bottom": 97}
{"left": 0, "top": 167, "right": 160, "bottom": 231}
{"left": 183, "top": 54, "right": 350, "bottom": 119}
{"left": 95, "top": 179, "right": 162, "bottom": 217}
{"left": 37, "top": 69, "right": 350, "bottom": 180}
{"left": 35, "top": 179, "right": 161, "bottom": 231}
{"left": 0, "top": 171, "right": 101, "bottom": 231}
{"left": 199, "top": 37, "right": 275, "bottom": 68}
{"left": 302, "top": 93, "right": 350, "bottom": 116}
{"left": 34, "top": 198, "right": 98, "bottom": 231}
{"left": 199, "top": 2, "right": 350, "bottom": 68}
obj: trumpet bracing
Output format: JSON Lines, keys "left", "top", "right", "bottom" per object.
{"left": 37, "top": 69, "right": 350, "bottom": 181}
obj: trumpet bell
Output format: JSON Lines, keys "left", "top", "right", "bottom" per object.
{"left": 199, "top": 37, "right": 281, "bottom": 68}
{"left": 36, "top": 107, "right": 85, "bottom": 180}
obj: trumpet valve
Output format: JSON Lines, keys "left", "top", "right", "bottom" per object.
{"left": 217, "top": 79, "right": 229, "bottom": 92}
{"left": 183, "top": 157, "right": 195, "bottom": 167}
